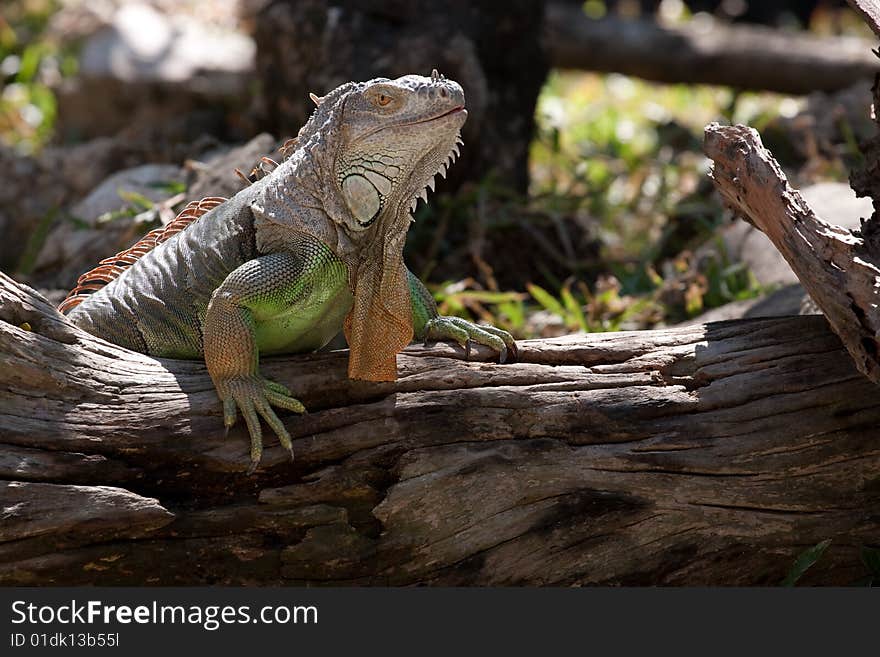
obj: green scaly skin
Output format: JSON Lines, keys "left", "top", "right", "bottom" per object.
{"left": 65, "top": 73, "right": 517, "bottom": 472}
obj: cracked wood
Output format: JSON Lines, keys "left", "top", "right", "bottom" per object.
{"left": 0, "top": 272, "right": 878, "bottom": 585}
{"left": 705, "top": 123, "right": 880, "bottom": 384}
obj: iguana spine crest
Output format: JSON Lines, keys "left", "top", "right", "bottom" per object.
{"left": 58, "top": 196, "right": 227, "bottom": 313}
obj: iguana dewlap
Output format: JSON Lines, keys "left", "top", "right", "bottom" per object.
{"left": 60, "top": 72, "right": 516, "bottom": 472}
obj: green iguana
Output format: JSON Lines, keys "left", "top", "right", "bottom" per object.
{"left": 58, "top": 71, "right": 516, "bottom": 472}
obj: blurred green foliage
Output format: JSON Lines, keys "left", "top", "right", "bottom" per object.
{"left": 429, "top": 70, "right": 797, "bottom": 337}
{"left": 0, "top": 0, "right": 73, "bottom": 154}
{"left": 530, "top": 71, "right": 804, "bottom": 262}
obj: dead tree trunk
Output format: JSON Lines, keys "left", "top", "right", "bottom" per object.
{"left": 1, "top": 272, "right": 878, "bottom": 585}
{"left": 846, "top": 2, "right": 880, "bottom": 251}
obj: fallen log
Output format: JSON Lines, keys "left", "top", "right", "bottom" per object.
{"left": 544, "top": 4, "right": 880, "bottom": 94}
{"left": 1, "top": 272, "right": 878, "bottom": 585}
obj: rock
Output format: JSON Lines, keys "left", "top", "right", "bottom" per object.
{"left": 186, "top": 133, "right": 277, "bottom": 200}
{"left": 68, "top": 164, "right": 184, "bottom": 222}
{"left": 799, "top": 181, "right": 872, "bottom": 230}
{"left": 0, "top": 147, "right": 68, "bottom": 273}
{"left": 27, "top": 133, "right": 278, "bottom": 289}
{"left": 33, "top": 164, "right": 184, "bottom": 287}
{"left": 52, "top": 2, "right": 256, "bottom": 141}
{"left": 683, "top": 181, "right": 871, "bottom": 326}
{"left": 681, "top": 284, "right": 809, "bottom": 327}
{"left": 78, "top": 3, "right": 254, "bottom": 86}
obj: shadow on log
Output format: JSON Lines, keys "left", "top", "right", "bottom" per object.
{"left": 1, "top": 272, "right": 878, "bottom": 585}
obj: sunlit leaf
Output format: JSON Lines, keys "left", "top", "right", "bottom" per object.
{"left": 527, "top": 283, "right": 566, "bottom": 318}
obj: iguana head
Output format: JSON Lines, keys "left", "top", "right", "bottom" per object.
{"left": 328, "top": 71, "right": 466, "bottom": 231}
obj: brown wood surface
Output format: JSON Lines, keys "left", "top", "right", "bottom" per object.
{"left": 1, "top": 272, "right": 878, "bottom": 585}
{"left": 705, "top": 123, "right": 880, "bottom": 385}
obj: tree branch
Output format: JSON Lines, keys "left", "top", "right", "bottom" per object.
{"left": 705, "top": 123, "right": 880, "bottom": 384}
{"left": 544, "top": 4, "right": 880, "bottom": 94}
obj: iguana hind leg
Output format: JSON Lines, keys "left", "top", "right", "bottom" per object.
{"left": 205, "top": 246, "right": 350, "bottom": 473}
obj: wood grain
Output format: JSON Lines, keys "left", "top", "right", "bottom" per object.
{"left": 705, "top": 123, "right": 880, "bottom": 384}
{"left": 1, "top": 272, "right": 878, "bottom": 584}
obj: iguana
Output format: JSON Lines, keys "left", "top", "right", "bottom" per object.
{"left": 58, "top": 71, "right": 516, "bottom": 472}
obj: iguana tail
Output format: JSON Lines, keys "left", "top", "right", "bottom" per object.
{"left": 58, "top": 196, "right": 227, "bottom": 314}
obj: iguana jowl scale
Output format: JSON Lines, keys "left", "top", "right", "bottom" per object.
{"left": 60, "top": 72, "right": 516, "bottom": 471}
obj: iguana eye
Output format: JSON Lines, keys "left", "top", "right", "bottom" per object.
{"left": 376, "top": 94, "right": 391, "bottom": 107}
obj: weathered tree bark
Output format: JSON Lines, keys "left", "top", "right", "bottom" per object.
{"left": 845, "top": 2, "right": 880, "bottom": 252}
{"left": 704, "top": 123, "right": 880, "bottom": 384}
{"left": 1, "top": 272, "right": 878, "bottom": 585}
{"left": 544, "top": 4, "right": 880, "bottom": 95}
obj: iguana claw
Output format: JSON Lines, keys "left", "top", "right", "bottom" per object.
{"left": 216, "top": 374, "right": 305, "bottom": 473}
{"left": 423, "top": 316, "right": 517, "bottom": 363}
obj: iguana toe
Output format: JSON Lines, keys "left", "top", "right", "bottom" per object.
{"left": 476, "top": 324, "right": 518, "bottom": 362}
{"left": 423, "top": 316, "right": 517, "bottom": 364}
{"left": 216, "top": 375, "right": 305, "bottom": 472}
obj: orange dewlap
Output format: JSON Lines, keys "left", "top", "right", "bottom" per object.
{"left": 343, "top": 260, "right": 413, "bottom": 381}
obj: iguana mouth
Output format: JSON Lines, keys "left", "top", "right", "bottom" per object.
{"left": 355, "top": 105, "right": 466, "bottom": 143}
{"left": 423, "top": 105, "right": 466, "bottom": 122}
{"left": 401, "top": 105, "right": 467, "bottom": 128}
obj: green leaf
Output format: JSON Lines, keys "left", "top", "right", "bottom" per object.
{"left": 781, "top": 539, "right": 831, "bottom": 586}
{"left": 560, "top": 284, "right": 587, "bottom": 331}
{"left": 527, "top": 283, "right": 566, "bottom": 318}
{"left": 0, "top": 21, "right": 16, "bottom": 51}
{"left": 456, "top": 290, "right": 525, "bottom": 304}
{"left": 16, "top": 43, "right": 44, "bottom": 83}
{"left": 497, "top": 300, "right": 525, "bottom": 332}
{"left": 117, "top": 189, "right": 156, "bottom": 212}
{"left": 149, "top": 180, "right": 187, "bottom": 195}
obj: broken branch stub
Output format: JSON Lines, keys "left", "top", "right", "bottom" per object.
{"left": 704, "top": 122, "right": 880, "bottom": 383}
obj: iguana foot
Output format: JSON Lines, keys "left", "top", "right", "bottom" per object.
{"left": 214, "top": 375, "right": 306, "bottom": 474}
{"left": 423, "top": 316, "right": 518, "bottom": 363}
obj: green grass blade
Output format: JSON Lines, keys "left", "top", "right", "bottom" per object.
{"left": 781, "top": 539, "right": 832, "bottom": 586}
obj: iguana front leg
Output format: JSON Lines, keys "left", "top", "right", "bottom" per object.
{"left": 204, "top": 252, "right": 318, "bottom": 473}
{"left": 407, "top": 270, "right": 518, "bottom": 362}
